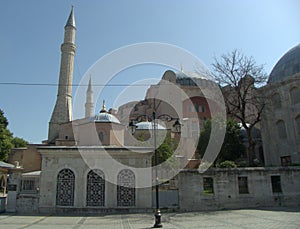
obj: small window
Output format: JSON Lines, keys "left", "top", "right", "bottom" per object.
{"left": 272, "top": 93, "right": 281, "bottom": 109}
{"left": 271, "top": 175, "right": 282, "bottom": 193}
{"left": 203, "top": 177, "right": 214, "bottom": 194}
{"left": 238, "top": 177, "right": 249, "bottom": 194}
{"left": 65, "top": 136, "right": 68, "bottom": 140}
{"left": 99, "top": 132, "right": 104, "bottom": 141}
{"left": 20, "top": 177, "right": 39, "bottom": 193}
{"left": 194, "top": 102, "right": 199, "bottom": 112}
{"left": 276, "top": 120, "right": 287, "bottom": 139}
{"left": 202, "top": 106, "right": 206, "bottom": 113}
{"left": 280, "top": 156, "right": 291, "bottom": 166}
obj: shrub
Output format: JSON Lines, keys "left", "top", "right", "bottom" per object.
{"left": 218, "top": 160, "right": 237, "bottom": 168}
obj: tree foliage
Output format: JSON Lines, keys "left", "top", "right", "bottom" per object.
{"left": 153, "top": 132, "right": 179, "bottom": 169}
{"left": 212, "top": 50, "right": 267, "bottom": 165}
{"left": 154, "top": 132, "right": 173, "bottom": 165}
{"left": 12, "top": 137, "right": 28, "bottom": 148}
{"left": 0, "top": 109, "right": 13, "bottom": 161}
{"left": 197, "top": 119, "right": 245, "bottom": 165}
{"left": 0, "top": 109, "right": 28, "bottom": 161}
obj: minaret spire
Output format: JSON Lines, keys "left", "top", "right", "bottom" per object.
{"left": 48, "top": 6, "right": 76, "bottom": 143}
{"left": 65, "top": 5, "right": 76, "bottom": 28}
{"left": 85, "top": 77, "right": 94, "bottom": 118}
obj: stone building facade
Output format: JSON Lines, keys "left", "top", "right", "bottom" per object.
{"left": 261, "top": 44, "right": 300, "bottom": 166}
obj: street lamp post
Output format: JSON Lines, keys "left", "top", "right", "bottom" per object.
{"left": 129, "top": 112, "right": 181, "bottom": 228}
{"left": 152, "top": 110, "right": 162, "bottom": 228}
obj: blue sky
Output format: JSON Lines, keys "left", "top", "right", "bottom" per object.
{"left": 0, "top": 0, "right": 299, "bottom": 143}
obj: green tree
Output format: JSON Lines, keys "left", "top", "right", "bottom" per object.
{"left": 12, "top": 137, "right": 28, "bottom": 148}
{"left": 153, "top": 132, "right": 180, "bottom": 169}
{"left": 153, "top": 132, "right": 173, "bottom": 165}
{"left": 197, "top": 119, "right": 245, "bottom": 165}
{"left": 0, "top": 109, "right": 28, "bottom": 162}
{"left": 0, "top": 109, "right": 13, "bottom": 161}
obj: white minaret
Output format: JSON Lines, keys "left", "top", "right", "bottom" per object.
{"left": 85, "top": 77, "right": 94, "bottom": 118}
{"left": 48, "top": 6, "right": 76, "bottom": 143}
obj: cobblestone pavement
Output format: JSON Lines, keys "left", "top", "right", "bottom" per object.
{"left": 0, "top": 207, "right": 299, "bottom": 229}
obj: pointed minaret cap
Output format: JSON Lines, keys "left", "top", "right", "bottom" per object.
{"left": 87, "top": 77, "right": 93, "bottom": 92}
{"left": 65, "top": 5, "right": 76, "bottom": 28}
{"left": 100, "top": 100, "right": 107, "bottom": 113}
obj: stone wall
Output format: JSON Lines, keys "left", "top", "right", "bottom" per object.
{"left": 8, "top": 145, "right": 41, "bottom": 173}
{"left": 178, "top": 167, "right": 300, "bottom": 211}
{"left": 16, "top": 194, "right": 39, "bottom": 213}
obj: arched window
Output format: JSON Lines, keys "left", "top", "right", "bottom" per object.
{"left": 56, "top": 169, "right": 75, "bottom": 206}
{"left": 290, "top": 87, "right": 300, "bottom": 105}
{"left": 117, "top": 169, "right": 135, "bottom": 207}
{"left": 272, "top": 93, "right": 281, "bottom": 109}
{"left": 276, "top": 120, "right": 287, "bottom": 139}
{"left": 86, "top": 169, "right": 105, "bottom": 206}
{"left": 295, "top": 115, "right": 300, "bottom": 135}
{"left": 99, "top": 132, "right": 104, "bottom": 142}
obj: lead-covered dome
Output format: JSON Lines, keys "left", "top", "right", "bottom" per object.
{"left": 135, "top": 121, "right": 166, "bottom": 130}
{"left": 269, "top": 44, "right": 300, "bottom": 84}
{"left": 92, "top": 112, "right": 121, "bottom": 124}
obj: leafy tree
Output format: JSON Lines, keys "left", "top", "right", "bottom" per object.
{"left": 12, "top": 137, "right": 28, "bottom": 148}
{"left": 0, "top": 109, "right": 28, "bottom": 161}
{"left": 0, "top": 109, "right": 13, "bottom": 161}
{"left": 197, "top": 119, "right": 245, "bottom": 165}
{"left": 212, "top": 50, "right": 267, "bottom": 166}
{"left": 153, "top": 132, "right": 173, "bottom": 165}
{"left": 153, "top": 132, "right": 179, "bottom": 169}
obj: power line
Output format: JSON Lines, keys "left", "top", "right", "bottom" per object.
{"left": 0, "top": 82, "right": 158, "bottom": 87}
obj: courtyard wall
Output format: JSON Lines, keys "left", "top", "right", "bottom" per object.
{"left": 178, "top": 167, "right": 300, "bottom": 211}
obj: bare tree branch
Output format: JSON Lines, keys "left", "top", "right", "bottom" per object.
{"left": 212, "top": 50, "right": 268, "bottom": 166}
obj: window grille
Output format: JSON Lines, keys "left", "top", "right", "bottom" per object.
{"left": 86, "top": 169, "right": 105, "bottom": 206}
{"left": 56, "top": 169, "right": 75, "bottom": 206}
{"left": 20, "top": 177, "right": 39, "bottom": 193}
{"left": 117, "top": 169, "right": 135, "bottom": 207}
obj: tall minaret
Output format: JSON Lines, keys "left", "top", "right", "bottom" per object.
{"left": 48, "top": 6, "right": 76, "bottom": 143}
{"left": 85, "top": 77, "right": 94, "bottom": 118}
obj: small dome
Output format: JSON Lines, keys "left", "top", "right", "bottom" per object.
{"left": 135, "top": 121, "right": 166, "bottom": 130}
{"left": 269, "top": 44, "right": 300, "bottom": 84}
{"left": 92, "top": 112, "right": 121, "bottom": 124}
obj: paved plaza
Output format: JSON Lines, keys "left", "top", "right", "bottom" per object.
{"left": 0, "top": 207, "right": 299, "bottom": 229}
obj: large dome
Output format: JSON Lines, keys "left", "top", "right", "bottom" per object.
{"left": 269, "top": 44, "right": 300, "bottom": 84}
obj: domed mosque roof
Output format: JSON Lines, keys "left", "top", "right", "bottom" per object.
{"left": 135, "top": 121, "right": 166, "bottom": 130}
{"left": 93, "top": 113, "right": 121, "bottom": 124}
{"left": 268, "top": 44, "right": 300, "bottom": 84}
{"left": 90, "top": 100, "right": 121, "bottom": 124}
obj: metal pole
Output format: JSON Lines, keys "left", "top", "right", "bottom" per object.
{"left": 153, "top": 98, "right": 162, "bottom": 228}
